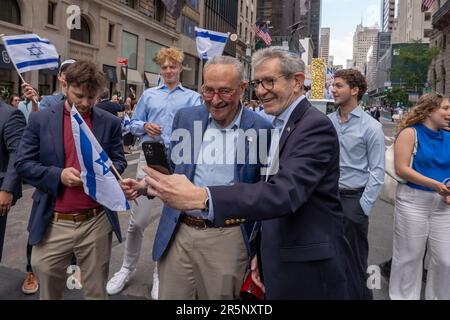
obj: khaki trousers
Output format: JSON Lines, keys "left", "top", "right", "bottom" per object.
{"left": 31, "top": 212, "right": 112, "bottom": 300}
{"left": 159, "top": 223, "right": 248, "bottom": 300}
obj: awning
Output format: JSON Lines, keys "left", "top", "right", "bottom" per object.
{"left": 0, "top": 44, "right": 14, "bottom": 70}
{"left": 121, "top": 67, "right": 143, "bottom": 84}
{"left": 103, "top": 65, "right": 118, "bottom": 83}
{"left": 144, "top": 72, "right": 159, "bottom": 87}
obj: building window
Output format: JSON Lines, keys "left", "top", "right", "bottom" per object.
{"left": 239, "top": 22, "right": 242, "bottom": 36}
{"left": 122, "top": 31, "right": 138, "bottom": 69}
{"left": 118, "top": 0, "right": 136, "bottom": 8}
{"left": 424, "top": 29, "right": 433, "bottom": 39}
{"left": 180, "top": 15, "right": 197, "bottom": 39}
{"left": 70, "top": 16, "right": 91, "bottom": 44}
{"left": 424, "top": 12, "right": 431, "bottom": 21}
{"left": 108, "top": 23, "right": 115, "bottom": 43}
{"left": 246, "top": 6, "right": 249, "bottom": 19}
{"left": 443, "top": 35, "right": 447, "bottom": 50}
{"left": 145, "top": 40, "right": 165, "bottom": 73}
{"left": 47, "top": 1, "right": 56, "bottom": 25}
{"left": 0, "top": 0, "right": 21, "bottom": 25}
{"left": 154, "top": 0, "right": 166, "bottom": 23}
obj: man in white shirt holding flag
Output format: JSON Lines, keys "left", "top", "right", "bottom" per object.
{"left": 15, "top": 60, "right": 127, "bottom": 300}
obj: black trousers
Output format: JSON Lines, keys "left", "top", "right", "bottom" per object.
{"left": 339, "top": 189, "right": 373, "bottom": 300}
{"left": 0, "top": 215, "right": 7, "bottom": 263}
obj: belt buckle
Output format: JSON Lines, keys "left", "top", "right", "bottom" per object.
{"left": 195, "top": 220, "right": 208, "bottom": 230}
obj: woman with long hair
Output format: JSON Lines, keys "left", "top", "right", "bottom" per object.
{"left": 389, "top": 93, "right": 450, "bottom": 300}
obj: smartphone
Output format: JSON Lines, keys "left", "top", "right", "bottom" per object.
{"left": 142, "top": 141, "right": 172, "bottom": 175}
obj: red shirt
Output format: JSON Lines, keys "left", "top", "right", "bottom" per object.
{"left": 54, "top": 105, "right": 100, "bottom": 213}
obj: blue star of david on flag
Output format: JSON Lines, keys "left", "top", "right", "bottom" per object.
{"left": 27, "top": 44, "right": 44, "bottom": 59}
{"left": 95, "top": 152, "right": 111, "bottom": 176}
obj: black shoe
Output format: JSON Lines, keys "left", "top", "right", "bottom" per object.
{"left": 379, "top": 259, "right": 392, "bottom": 280}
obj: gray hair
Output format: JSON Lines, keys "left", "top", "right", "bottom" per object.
{"left": 203, "top": 56, "right": 245, "bottom": 82}
{"left": 252, "top": 46, "right": 305, "bottom": 78}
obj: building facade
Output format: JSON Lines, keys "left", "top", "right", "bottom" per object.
{"left": 319, "top": 27, "right": 330, "bottom": 65}
{"left": 429, "top": 0, "right": 450, "bottom": 95}
{"left": 236, "top": 0, "right": 257, "bottom": 82}
{"left": 352, "top": 24, "right": 379, "bottom": 74}
{"left": 381, "top": 0, "right": 395, "bottom": 32}
{"left": 391, "top": 0, "right": 433, "bottom": 44}
{"left": 204, "top": 0, "right": 238, "bottom": 57}
{"left": 257, "top": 0, "right": 321, "bottom": 57}
{"left": 0, "top": 0, "right": 203, "bottom": 100}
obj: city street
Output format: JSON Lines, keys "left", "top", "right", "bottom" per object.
{"left": 0, "top": 118, "right": 397, "bottom": 300}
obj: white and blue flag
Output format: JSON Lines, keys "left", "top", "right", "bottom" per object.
{"left": 1, "top": 34, "right": 59, "bottom": 73}
{"left": 70, "top": 105, "right": 130, "bottom": 212}
{"left": 195, "top": 27, "right": 228, "bottom": 61}
{"left": 122, "top": 113, "right": 132, "bottom": 136}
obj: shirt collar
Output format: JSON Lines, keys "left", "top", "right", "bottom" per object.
{"left": 157, "top": 82, "right": 185, "bottom": 92}
{"left": 337, "top": 105, "right": 363, "bottom": 119}
{"left": 209, "top": 103, "right": 244, "bottom": 130}
{"left": 273, "top": 95, "right": 305, "bottom": 129}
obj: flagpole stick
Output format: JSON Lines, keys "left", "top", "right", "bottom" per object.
{"left": 110, "top": 164, "right": 139, "bottom": 208}
{"left": 16, "top": 70, "right": 39, "bottom": 105}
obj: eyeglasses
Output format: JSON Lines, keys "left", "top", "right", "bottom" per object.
{"left": 201, "top": 86, "right": 237, "bottom": 100}
{"left": 249, "top": 75, "right": 289, "bottom": 91}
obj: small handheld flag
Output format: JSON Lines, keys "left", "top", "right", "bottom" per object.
{"left": 70, "top": 105, "right": 130, "bottom": 212}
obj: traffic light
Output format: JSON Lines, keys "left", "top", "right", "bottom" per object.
{"left": 384, "top": 87, "right": 392, "bottom": 94}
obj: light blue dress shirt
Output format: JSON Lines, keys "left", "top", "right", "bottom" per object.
{"left": 329, "top": 106, "right": 385, "bottom": 216}
{"left": 188, "top": 106, "right": 244, "bottom": 218}
{"left": 130, "top": 84, "right": 203, "bottom": 148}
{"left": 18, "top": 100, "right": 36, "bottom": 123}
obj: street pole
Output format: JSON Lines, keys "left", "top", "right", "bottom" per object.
{"left": 125, "top": 64, "right": 128, "bottom": 99}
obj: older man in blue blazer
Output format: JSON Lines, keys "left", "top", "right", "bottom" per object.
{"left": 141, "top": 47, "right": 361, "bottom": 300}
{"left": 15, "top": 61, "right": 126, "bottom": 300}
{"left": 122, "top": 56, "right": 272, "bottom": 299}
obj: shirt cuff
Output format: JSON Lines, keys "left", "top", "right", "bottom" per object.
{"left": 359, "top": 197, "right": 372, "bottom": 216}
{"left": 205, "top": 187, "right": 214, "bottom": 222}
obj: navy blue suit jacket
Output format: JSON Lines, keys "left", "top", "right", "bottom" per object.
{"left": 152, "top": 105, "right": 272, "bottom": 262}
{"left": 209, "top": 99, "right": 360, "bottom": 299}
{"left": 14, "top": 101, "right": 127, "bottom": 245}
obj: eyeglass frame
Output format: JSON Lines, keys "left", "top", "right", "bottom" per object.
{"left": 249, "top": 74, "right": 291, "bottom": 91}
{"left": 200, "top": 85, "right": 240, "bottom": 101}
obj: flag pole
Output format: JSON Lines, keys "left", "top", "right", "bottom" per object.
{"left": 110, "top": 163, "right": 139, "bottom": 207}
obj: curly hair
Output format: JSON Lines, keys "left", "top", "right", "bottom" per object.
{"left": 334, "top": 69, "right": 367, "bottom": 101}
{"left": 397, "top": 93, "right": 447, "bottom": 132}
{"left": 155, "top": 47, "right": 184, "bottom": 66}
{"left": 64, "top": 60, "right": 106, "bottom": 95}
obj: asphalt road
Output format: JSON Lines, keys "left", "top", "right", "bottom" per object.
{"left": 0, "top": 118, "right": 399, "bottom": 300}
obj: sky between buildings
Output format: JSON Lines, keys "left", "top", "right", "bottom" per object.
{"left": 322, "top": 0, "right": 381, "bottom": 66}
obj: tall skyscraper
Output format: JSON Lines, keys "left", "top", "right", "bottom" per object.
{"left": 352, "top": 24, "right": 379, "bottom": 74}
{"left": 381, "top": 0, "right": 395, "bottom": 32}
{"left": 319, "top": 27, "right": 330, "bottom": 65}
{"left": 391, "top": 0, "right": 433, "bottom": 44}
{"left": 257, "top": 0, "right": 321, "bottom": 57}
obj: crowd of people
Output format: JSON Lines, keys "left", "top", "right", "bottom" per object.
{"left": 1, "top": 45, "right": 450, "bottom": 300}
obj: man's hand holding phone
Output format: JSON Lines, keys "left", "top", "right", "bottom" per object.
{"left": 144, "top": 122, "right": 162, "bottom": 137}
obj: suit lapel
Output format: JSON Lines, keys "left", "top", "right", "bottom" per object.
{"left": 186, "top": 105, "right": 209, "bottom": 181}
{"left": 50, "top": 103, "right": 65, "bottom": 167}
{"left": 278, "top": 99, "right": 310, "bottom": 154}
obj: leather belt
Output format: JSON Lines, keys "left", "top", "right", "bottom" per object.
{"left": 54, "top": 207, "right": 104, "bottom": 223}
{"left": 339, "top": 188, "right": 365, "bottom": 195}
{"left": 180, "top": 214, "right": 236, "bottom": 229}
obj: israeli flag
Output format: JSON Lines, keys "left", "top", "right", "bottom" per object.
{"left": 195, "top": 27, "right": 228, "bottom": 61}
{"left": 122, "top": 113, "right": 132, "bottom": 136}
{"left": 1, "top": 34, "right": 59, "bottom": 73}
{"left": 71, "top": 105, "right": 130, "bottom": 212}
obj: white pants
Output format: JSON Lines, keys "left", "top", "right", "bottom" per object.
{"left": 122, "top": 151, "right": 154, "bottom": 271}
{"left": 389, "top": 184, "right": 450, "bottom": 300}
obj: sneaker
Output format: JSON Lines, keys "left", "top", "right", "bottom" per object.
{"left": 106, "top": 267, "right": 135, "bottom": 295}
{"left": 22, "top": 272, "right": 39, "bottom": 295}
{"left": 151, "top": 270, "right": 159, "bottom": 300}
